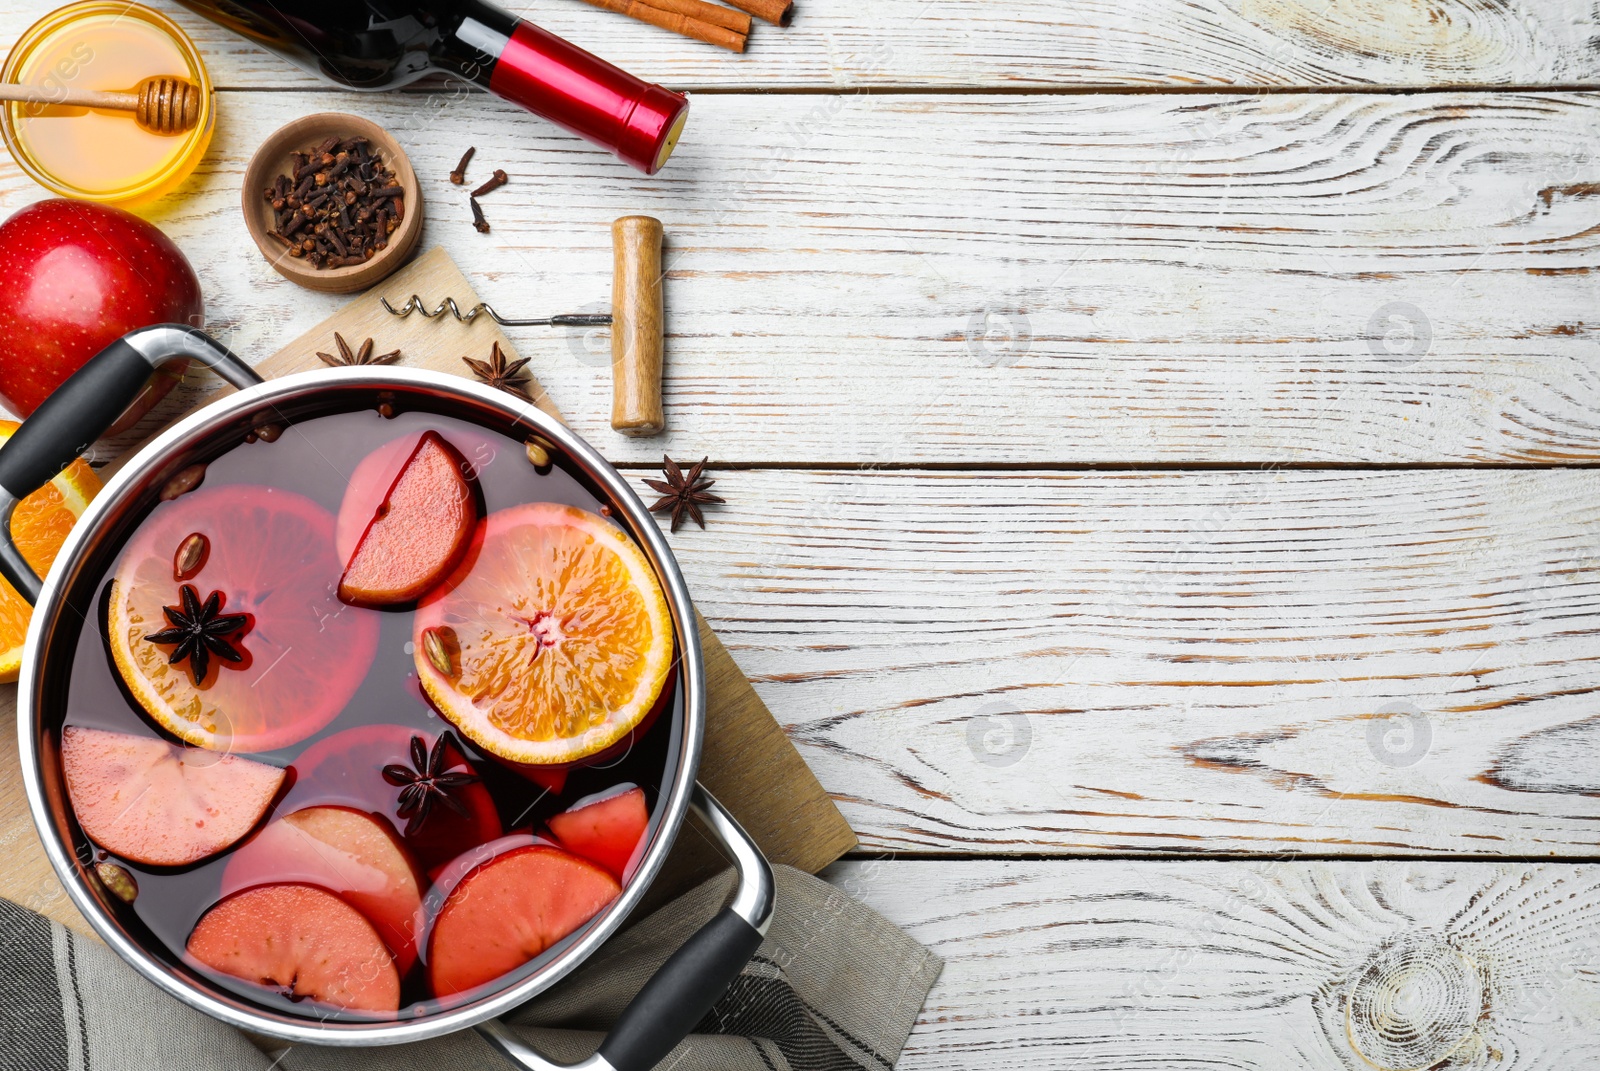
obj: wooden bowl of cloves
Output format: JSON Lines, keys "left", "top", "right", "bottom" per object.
{"left": 242, "top": 113, "right": 423, "bottom": 293}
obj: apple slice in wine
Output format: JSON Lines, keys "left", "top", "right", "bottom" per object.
{"left": 62, "top": 726, "right": 283, "bottom": 868}
{"left": 188, "top": 884, "right": 400, "bottom": 1013}
{"left": 338, "top": 431, "right": 477, "bottom": 607}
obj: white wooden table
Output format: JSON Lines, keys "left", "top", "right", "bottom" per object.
{"left": 4, "top": 2, "right": 1600, "bottom": 1067}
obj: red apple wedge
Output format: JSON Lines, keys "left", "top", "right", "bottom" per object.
{"left": 221, "top": 806, "right": 425, "bottom": 975}
{"left": 334, "top": 435, "right": 412, "bottom": 563}
{"left": 547, "top": 785, "right": 648, "bottom": 881}
{"left": 427, "top": 843, "right": 620, "bottom": 1000}
{"left": 338, "top": 431, "right": 476, "bottom": 607}
{"left": 62, "top": 726, "right": 282, "bottom": 867}
{"left": 188, "top": 884, "right": 400, "bottom": 1013}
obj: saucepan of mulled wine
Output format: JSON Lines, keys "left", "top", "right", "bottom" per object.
{"left": 0, "top": 325, "right": 772, "bottom": 1071}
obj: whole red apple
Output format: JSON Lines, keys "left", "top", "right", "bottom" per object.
{"left": 0, "top": 199, "right": 204, "bottom": 433}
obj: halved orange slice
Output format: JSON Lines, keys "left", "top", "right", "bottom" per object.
{"left": 108, "top": 484, "right": 379, "bottom": 753}
{"left": 0, "top": 420, "right": 100, "bottom": 682}
{"left": 414, "top": 504, "right": 673, "bottom": 766}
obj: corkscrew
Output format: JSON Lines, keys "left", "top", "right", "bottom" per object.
{"left": 381, "top": 216, "right": 667, "bottom": 436}
{"left": 379, "top": 296, "right": 612, "bottom": 329}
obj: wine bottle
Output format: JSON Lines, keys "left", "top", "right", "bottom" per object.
{"left": 173, "top": 0, "right": 689, "bottom": 174}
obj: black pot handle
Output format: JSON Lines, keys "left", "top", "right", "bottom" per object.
{"left": 477, "top": 782, "right": 776, "bottom": 1071}
{"left": 0, "top": 325, "right": 261, "bottom": 604}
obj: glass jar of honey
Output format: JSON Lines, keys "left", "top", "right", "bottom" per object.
{"left": 1, "top": 2, "right": 214, "bottom": 205}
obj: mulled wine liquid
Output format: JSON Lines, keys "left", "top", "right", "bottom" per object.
{"left": 58, "top": 408, "right": 679, "bottom": 1020}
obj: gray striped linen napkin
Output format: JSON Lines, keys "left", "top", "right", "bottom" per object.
{"left": 0, "top": 865, "right": 940, "bottom": 1071}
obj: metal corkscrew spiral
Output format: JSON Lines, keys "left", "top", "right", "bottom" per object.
{"left": 380, "top": 295, "right": 613, "bottom": 328}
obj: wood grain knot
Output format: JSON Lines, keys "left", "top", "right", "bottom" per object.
{"left": 1344, "top": 931, "right": 1485, "bottom": 1071}
{"left": 1241, "top": 0, "right": 1509, "bottom": 68}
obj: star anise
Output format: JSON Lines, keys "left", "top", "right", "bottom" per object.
{"left": 144, "top": 584, "right": 249, "bottom": 685}
{"left": 317, "top": 332, "right": 401, "bottom": 367}
{"left": 645, "top": 455, "right": 725, "bottom": 532}
{"left": 462, "top": 341, "right": 532, "bottom": 402}
{"left": 382, "top": 732, "right": 479, "bottom": 836}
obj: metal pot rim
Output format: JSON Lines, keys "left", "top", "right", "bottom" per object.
{"left": 15, "top": 366, "right": 705, "bottom": 1046}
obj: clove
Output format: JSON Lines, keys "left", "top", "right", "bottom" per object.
{"left": 449, "top": 145, "right": 475, "bottom": 185}
{"left": 470, "top": 196, "right": 491, "bottom": 234}
{"left": 470, "top": 169, "right": 508, "bottom": 198}
{"left": 263, "top": 136, "right": 403, "bottom": 270}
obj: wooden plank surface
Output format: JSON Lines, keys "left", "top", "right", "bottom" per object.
{"left": 830, "top": 858, "right": 1600, "bottom": 1070}
{"left": 8, "top": 0, "right": 1600, "bottom": 90}
{"left": 658, "top": 468, "right": 1600, "bottom": 857}
{"left": 21, "top": 88, "right": 1600, "bottom": 466}
{"left": 4, "top": 0, "right": 1600, "bottom": 1060}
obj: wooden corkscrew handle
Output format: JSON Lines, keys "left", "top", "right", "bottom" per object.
{"left": 610, "top": 215, "right": 667, "bottom": 436}
{"left": 0, "top": 75, "right": 201, "bottom": 136}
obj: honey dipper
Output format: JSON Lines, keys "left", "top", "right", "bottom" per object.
{"left": 383, "top": 216, "right": 669, "bottom": 436}
{"left": 0, "top": 76, "right": 202, "bottom": 136}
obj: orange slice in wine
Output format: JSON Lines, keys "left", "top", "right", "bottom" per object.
{"left": 0, "top": 420, "right": 100, "bottom": 682}
{"left": 413, "top": 504, "right": 673, "bottom": 766}
{"left": 108, "top": 484, "right": 379, "bottom": 753}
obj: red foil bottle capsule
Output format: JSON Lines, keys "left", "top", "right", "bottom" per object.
{"left": 173, "top": 0, "right": 690, "bottom": 174}
{"left": 488, "top": 22, "right": 689, "bottom": 175}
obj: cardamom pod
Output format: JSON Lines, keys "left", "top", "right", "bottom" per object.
{"left": 95, "top": 862, "right": 138, "bottom": 904}
{"left": 159, "top": 463, "right": 206, "bottom": 502}
{"left": 421, "top": 627, "right": 453, "bottom": 677}
{"left": 174, "top": 532, "right": 208, "bottom": 580}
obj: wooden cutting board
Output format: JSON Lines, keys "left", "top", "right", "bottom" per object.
{"left": 0, "top": 246, "right": 855, "bottom": 935}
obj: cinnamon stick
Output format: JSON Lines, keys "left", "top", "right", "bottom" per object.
{"left": 578, "top": 0, "right": 747, "bottom": 50}
{"left": 721, "top": 0, "right": 791, "bottom": 26}
{"left": 635, "top": 0, "right": 751, "bottom": 34}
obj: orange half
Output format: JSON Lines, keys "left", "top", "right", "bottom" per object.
{"left": 0, "top": 420, "right": 101, "bottom": 682}
{"left": 414, "top": 504, "right": 673, "bottom": 766}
